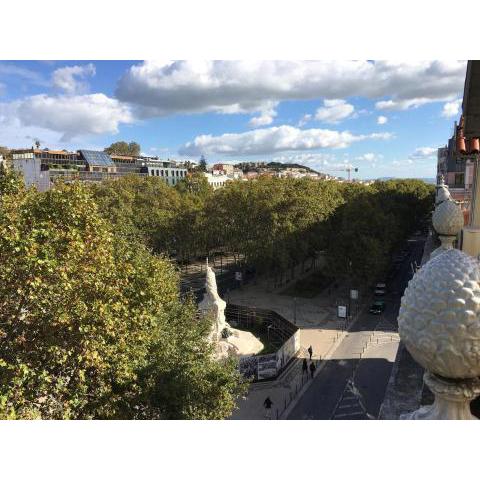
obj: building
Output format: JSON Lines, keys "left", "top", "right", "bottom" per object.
{"left": 212, "top": 163, "right": 235, "bottom": 175}
{"left": 204, "top": 172, "right": 230, "bottom": 189}
{"left": 436, "top": 126, "right": 474, "bottom": 206}
{"left": 10, "top": 147, "right": 188, "bottom": 190}
{"left": 145, "top": 159, "right": 188, "bottom": 186}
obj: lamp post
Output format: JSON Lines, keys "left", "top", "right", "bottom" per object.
{"left": 348, "top": 259, "right": 352, "bottom": 323}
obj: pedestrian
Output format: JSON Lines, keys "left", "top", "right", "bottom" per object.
{"left": 263, "top": 396, "right": 273, "bottom": 419}
{"left": 302, "top": 358, "right": 308, "bottom": 376}
{"left": 308, "top": 345, "right": 313, "bottom": 360}
{"left": 309, "top": 361, "right": 316, "bottom": 379}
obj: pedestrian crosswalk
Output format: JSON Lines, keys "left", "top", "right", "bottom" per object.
{"left": 331, "top": 378, "right": 374, "bottom": 420}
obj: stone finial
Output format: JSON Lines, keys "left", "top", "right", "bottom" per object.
{"left": 436, "top": 185, "right": 451, "bottom": 205}
{"left": 431, "top": 199, "right": 464, "bottom": 257}
{"left": 398, "top": 248, "right": 480, "bottom": 419}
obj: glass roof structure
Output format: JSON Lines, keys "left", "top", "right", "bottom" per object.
{"left": 79, "top": 150, "right": 115, "bottom": 167}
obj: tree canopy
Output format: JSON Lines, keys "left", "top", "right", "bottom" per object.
{"left": 104, "top": 141, "right": 141, "bottom": 157}
{"left": 0, "top": 171, "right": 245, "bottom": 419}
{"left": 90, "top": 173, "right": 433, "bottom": 285}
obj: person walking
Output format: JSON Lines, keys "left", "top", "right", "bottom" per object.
{"left": 308, "top": 345, "right": 313, "bottom": 360}
{"left": 302, "top": 358, "right": 308, "bottom": 376}
{"left": 263, "top": 396, "right": 273, "bottom": 419}
{"left": 309, "top": 361, "right": 316, "bottom": 379}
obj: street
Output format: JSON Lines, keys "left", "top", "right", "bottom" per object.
{"left": 287, "top": 236, "right": 426, "bottom": 420}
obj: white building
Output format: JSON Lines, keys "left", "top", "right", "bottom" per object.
{"left": 204, "top": 172, "right": 230, "bottom": 189}
{"left": 146, "top": 160, "right": 188, "bottom": 186}
{"left": 11, "top": 151, "right": 51, "bottom": 192}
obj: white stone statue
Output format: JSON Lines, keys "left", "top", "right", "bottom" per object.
{"left": 431, "top": 198, "right": 464, "bottom": 258}
{"left": 398, "top": 248, "right": 480, "bottom": 419}
{"left": 198, "top": 262, "right": 227, "bottom": 342}
{"left": 197, "top": 261, "right": 263, "bottom": 358}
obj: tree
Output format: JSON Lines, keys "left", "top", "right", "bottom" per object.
{"left": 0, "top": 146, "right": 11, "bottom": 163}
{"left": 175, "top": 171, "right": 212, "bottom": 197}
{"left": 198, "top": 155, "right": 207, "bottom": 172}
{"left": 104, "top": 141, "right": 141, "bottom": 157}
{"left": 0, "top": 180, "right": 245, "bottom": 419}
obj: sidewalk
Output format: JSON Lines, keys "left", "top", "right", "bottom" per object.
{"left": 228, "top": 276, "right": 361, "bottom": 420}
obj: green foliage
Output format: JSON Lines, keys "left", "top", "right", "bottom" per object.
{"left": 0, "top": 146, "right": 11, "bottom": 161}
{"left": 325, "top": 180, "right": 434, "bottom": 283}
{"left": 198, "top": 156, "right": 207, "bottom": 172}
{"left": 0, "top": 181, "right": 245, "bottom": 419}
{"left": 89, "top": 173, "right": 433, "bottom": 285}
{"left": 0, "top": 164, "right": 25, "bottom": 197}
{"left": 104, "top": 141, "right": 141, "bottom": 157}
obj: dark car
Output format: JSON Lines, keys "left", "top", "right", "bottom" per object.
{"left": 369, "top": 300, "right": 386, "bottom": 314}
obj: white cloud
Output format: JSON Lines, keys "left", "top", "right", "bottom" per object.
{"left": 179, "top": 125, "right": 392, "bottom": 157}
{"left": 52, "top": 64, "right": 96, "bottom": 94}
{"left": 248, "top": 103, "right": 277, "bottom": 127}
{"left": 441, "top": 98, "right": 462, "bottom": 118}
{"left": 356, "top": 152, "right": 383, "bottom": 162}
{"left": 1, "top": 93, "right": 134, "bottom": 142}
{"left": 377, "top": 115, "right": 388, "bottom": 124}
{"left": 409, "top": 146, "right": 437, "bottom": 159}
{"left": 375, "top": 98, "right": 433, "bottom": 110}
{"left": 392, "top": 159, "right": 414, "bottom": 166}
{"left": 315, "top": 99, "right": 355, "bottom": 124}
{"left": 0, "top": 63, "right": 49, "bottom": 86}
{"left": 298, "top": 114, "right": 312, "bottom": 127}
{"left": 116, "top": 60, "right": 466, "bottom": 118}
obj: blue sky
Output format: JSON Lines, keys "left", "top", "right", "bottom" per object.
{"left": 0, "top": 60, "right": 466, "bottom": 179}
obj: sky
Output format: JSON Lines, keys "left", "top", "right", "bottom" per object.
{"left": 0, "top": 60, "right": 467, "bottom": 179}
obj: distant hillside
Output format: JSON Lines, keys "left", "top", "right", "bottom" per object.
{"left": 234, "top": 161, "right": 320, "bottom": 174}
{"left": 376, "top": 177, "right": 436, "bottom": 184}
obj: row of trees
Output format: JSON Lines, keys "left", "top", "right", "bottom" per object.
{"left": 89, "top": 174, "right": 434, "bottom": 284}
{"left": 0, "top": 167, "right": 246, "bottom": 419}
{"left": 0, "top": 166, "right": 433, "bottom": 419}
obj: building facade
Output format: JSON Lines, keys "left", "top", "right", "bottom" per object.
{"left": 10, "top": 148, "right": 188, "bottom": 190}
{"left": 436, "top": 128, "right": 474, "bottom": 207}
{"left": 146, "top": 160, "right": 188, "bottom": 186}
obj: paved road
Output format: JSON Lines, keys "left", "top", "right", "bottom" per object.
{"left": 287, "top": 236, "right": 426, "bottom": 420}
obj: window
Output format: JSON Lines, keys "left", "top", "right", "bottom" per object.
{"left": 161, "top": 169, "right": 164, "bottom": 176}
{"left": 454, "top": 172, "right": 465, "bottom": 187}
{"left": 151, "top": 170, "right": 155, "bottom": 176}
{"left": 156, "top": 169, "right": 160, "bottom": 176}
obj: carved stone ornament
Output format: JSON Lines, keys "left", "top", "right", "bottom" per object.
{"left": 432, "top": 199, "right": 464, "bottom": 237}
{"left": 436, "top": 185, "right": 451, "bottom": 205}
{"left": 431, "top": 199, "right": 464, "bottom": 257}
{"left": 401, "top": 372, "right": 480, "bottom": 420}
{"left": 398, "top": 248, "right": 480, "bottom": 419}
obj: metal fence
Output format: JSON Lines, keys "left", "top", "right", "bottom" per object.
{"left": 226, "top": 303, "right": 300, "bottom": 382}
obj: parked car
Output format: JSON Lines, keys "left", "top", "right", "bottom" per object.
{"left": 374, "top": 283, "right": 387, "bottom": 296}
{"left": 369, "top": 300, "right": 386, "bottom": 314}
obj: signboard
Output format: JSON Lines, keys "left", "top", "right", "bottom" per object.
{"left": 350, "top": 289, "right": 359, "bottom": 300}
{"left": 239, "top": 356, "right": 258, "bottom": 379}
{"left": 235, "top": 271, "right": 242, "bottom": 281}
{"left": 337, "top": 305, "right": 347, "bottom": 318}
{"left": 257, "top": 354, "right": 278, "bottom": 380}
